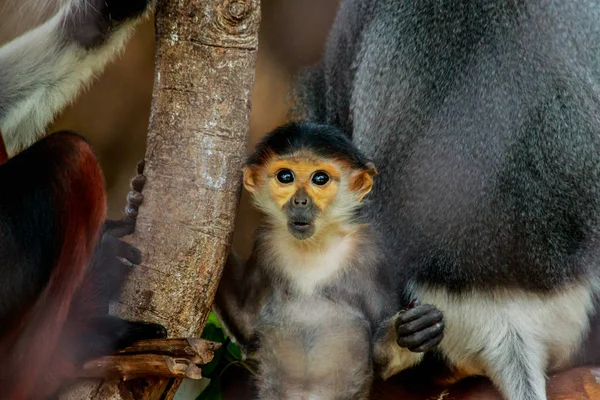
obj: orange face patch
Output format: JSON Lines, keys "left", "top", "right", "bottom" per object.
{"left": 265, "top": 158, "right": 342, "bottom": 211}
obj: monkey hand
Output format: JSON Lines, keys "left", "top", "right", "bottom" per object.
{"left": 87, "top": 160, "right": 147, "bottom": 306}
{"left": 395, "top": 299, "right": 444, "bottom": 353}
{"left": 71, "top": 159, "right": 166, "bottom": 362}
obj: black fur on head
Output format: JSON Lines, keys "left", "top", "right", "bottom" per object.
{"left": 247, "top": 122, "right": 372, "bottom": 169}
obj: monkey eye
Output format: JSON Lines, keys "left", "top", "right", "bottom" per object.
{"left": 311, "top": 171, "right": 330, "bottom": 186}
{"left": 276, "top": 169, "right": 294, "bottom": 184}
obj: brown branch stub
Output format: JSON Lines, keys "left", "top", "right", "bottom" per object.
{"left": 75, "top": 338, "right": 219, "bottom": 383}
{"left": 117, "top": 338, "right": 221, "bottom": 365}
{"left": 80, "top": 354, "right": 198, "bottom": 381}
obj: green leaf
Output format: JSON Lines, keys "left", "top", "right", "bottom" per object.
{"left": 205, "top": 312, "right": 223, "bottom": 329}
{"left": 197, "top": 312, "right": 251, "bottom": 385}
{"left": 201, "top": 313, "right": 226, "bottom": 344}
{"left": 226, "top": 341, "right": 242, "bottom": 360}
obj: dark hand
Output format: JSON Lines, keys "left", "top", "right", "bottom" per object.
{"left": 88, "top": 160, "right": 147, "bottom": 304}
{"left": 395, "top": 298, "right": 444, "bottom": 353}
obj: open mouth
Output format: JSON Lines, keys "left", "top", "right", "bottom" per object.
{"left": 288, "top": 220, "right": 315, "bottom": 239}
{"left": 292, "top": 221, "right": 311, "bottom": 230}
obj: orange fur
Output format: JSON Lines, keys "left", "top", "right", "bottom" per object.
{"left": 265, "top": 159, "right": 342, "bottom": 211}
{"left": 350, "top": 170, "right": 374, "bottom": 200}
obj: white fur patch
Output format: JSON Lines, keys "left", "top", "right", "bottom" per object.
{"left": 405, "top": 281, "right": 599, "bottom": 400}
{"left": 269, "top": 233, "right": 356, "bottom": 295}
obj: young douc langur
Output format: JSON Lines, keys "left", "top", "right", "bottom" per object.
{"left": 214, "top": 122, "right": 444, "bottom": 399}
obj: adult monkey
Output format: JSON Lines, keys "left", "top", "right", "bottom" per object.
{"left": 293, "top": 1, "right": 600, "bottom": 399}
{"left": 0, "top": 0, "right": 167, "bottom": 398}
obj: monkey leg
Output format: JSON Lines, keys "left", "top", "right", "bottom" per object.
{"left": 67, "top": 216, "right": 168, "bottom": 358}
{"left": 573, "top": 304, "right": 600, "bottom": 367}
{"left": 481, "top": 333, "right": 547, "bottom": 400}
{"left": 410, "top": 284, "right": 596, "bottom": 400}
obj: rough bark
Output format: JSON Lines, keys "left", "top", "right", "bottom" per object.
{"left": 60, "top": 0, "right": 259, "bottom": 398}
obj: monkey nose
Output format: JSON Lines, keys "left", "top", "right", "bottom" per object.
{"left": 291, "top": 189, "right": 312, "bottom": 209}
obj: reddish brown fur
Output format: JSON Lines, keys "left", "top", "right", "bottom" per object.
{"left": 0, "top": 135, "right": 106, "bottom": 400}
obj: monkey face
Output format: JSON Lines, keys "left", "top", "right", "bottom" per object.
{"left": 269, "top": 158, "right": 341, "bottom": 240}
{"left": 244, "top": 150, "right": 377, "bottom": 241}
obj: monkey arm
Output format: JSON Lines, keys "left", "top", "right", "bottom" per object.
{"left": 75, "top": 161, "right": 148, "bottom": 313}
{"left": 50, "top": 161, "right": 166, "bottom": 396}
{"left": 213, "top": 250, "right": 271, "bottom": 353}
{"left": 0, "top": 132, "right": 107, "bottom": 398}
{"left": 0, "top": 149, "right": 165, "bottom": 399}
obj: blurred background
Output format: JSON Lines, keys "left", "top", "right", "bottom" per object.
{"left": 0, "top": 0, "right": 340, "bottom": 260}
{"left": 1, "top": 4, "right": 594, "bottom": 399}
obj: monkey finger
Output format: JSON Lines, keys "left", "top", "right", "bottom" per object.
{"left": 137, "top": 159, "right": 146, "bottom": 175}
{"left": 103, "top": 218, "right": 136, "bottom": 238}
{"left": 127, "top": 191, "right": 144, "bottom": 206}
{"left": 408, "top": 298, "right": 421, "bottom": 309}
{"left": 396, "top": 304, "right": 441, "bottom": 325}
{"left": 396, "top": 307, "right": 443, "bottom": 336}
{"left": 397, "top": 322, "right": 444, "bottom": 349}
{"left": 130, "top": 174, "right": 146, "bottom": 192}
{"left": 116, "top": 257, "right": 138, "bottom": 280}
{"left": 116, "top": 240, "right": 143, "bottom": 265}
{"left": 407, "top": 331, "right": 444, "bottom": 353}
{"left": 125, "top": 203, "right": 139, "bottom": 219}
{"left": 130, "top": 321, "right": 168, "bottom": 341}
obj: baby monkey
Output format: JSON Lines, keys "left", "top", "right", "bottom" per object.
{"left": 215, "top": 122, "right": 444, "bottom": 399}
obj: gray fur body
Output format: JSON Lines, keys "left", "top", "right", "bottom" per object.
{"left": 0, "top": 0, "right": 150, "bottom": 155}
{"left": 257, "top": 296, "right": 372, "bottom": 400}
{"left": 295, "top": 0, "right": 600, "bottom": 399}
{"left": 215, "top": 224, "right": 398, "bottom": 400}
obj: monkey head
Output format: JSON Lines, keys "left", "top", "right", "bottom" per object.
{"left": 243, "top": 123, "right": 377, "bottom": 240}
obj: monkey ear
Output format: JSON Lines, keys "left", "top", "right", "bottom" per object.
{"left": 350, "top": 162, "right": 377, "bottom": 200}
{"left": 365, "top": 161, "right": 378, "bottom": 177}
{"left": 350, "top": 170, "right": 375, "bottom": 201}
{"left": 243, "top": 166, "right": 260, "bottom": 193}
